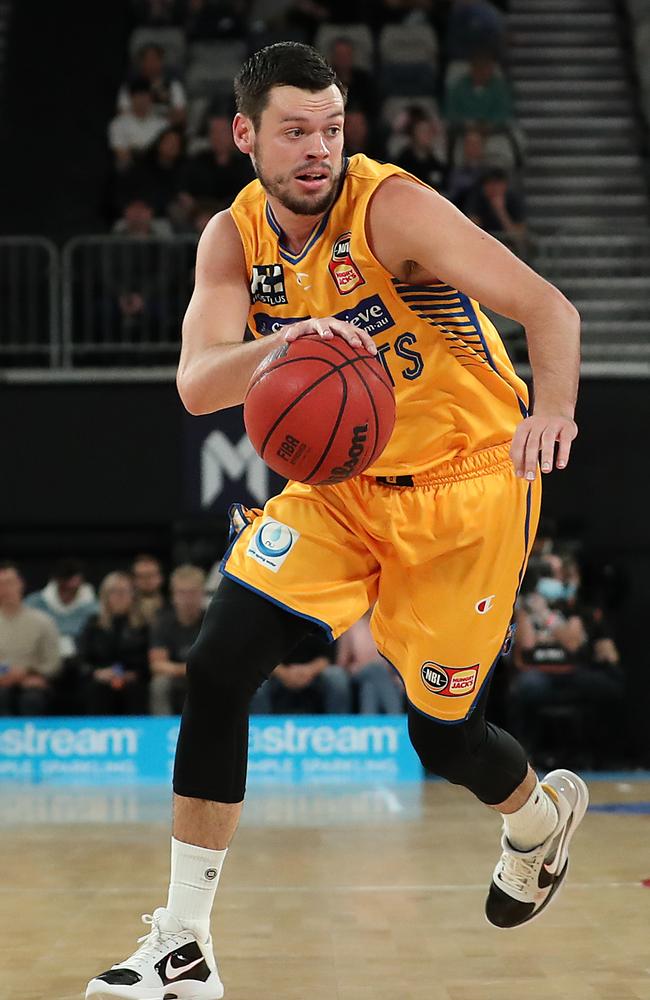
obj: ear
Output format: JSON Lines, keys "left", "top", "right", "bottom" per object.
{"left": 233, "top": 113, "right": 254, "bottom": 155}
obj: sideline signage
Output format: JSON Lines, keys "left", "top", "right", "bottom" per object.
{"left": 0, "top": 716, "right": 422, "bottom": 785}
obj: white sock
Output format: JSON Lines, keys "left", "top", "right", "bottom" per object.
{"left": 503, "top": 779, "right": 559, "bottom": 851}
{"left": 166, "top": 837, "right": 227, "bottom": 942}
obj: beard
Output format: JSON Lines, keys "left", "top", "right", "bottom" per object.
{"left": 253, "top": 145, "right": 342, "bottom": 217}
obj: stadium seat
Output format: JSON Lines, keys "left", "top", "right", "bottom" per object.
{"left": 129, "top": 27, "right": 186, "bottom": 71}
{"left": 382, "top": 95, "right": 440, "bottom": 127}
{"left": 379, "top": 23, "right": 438, "bottom": 68}
{"left": 249, "top": 0, "right": 294, "bottom": 24}
{"left": 380, "top": 63, "right": 437, "bottom": 98}
{"left": 314, "top": 23, "right": 374, "bottom": 71}
{"left": 186, "top": 41, "right": 247, "bottom": 98}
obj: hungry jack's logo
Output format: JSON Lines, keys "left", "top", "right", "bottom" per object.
{"left": 328, "top": 232, "right": 365, "bottom": 295}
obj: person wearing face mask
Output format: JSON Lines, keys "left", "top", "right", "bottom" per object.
{"left": 509, "top": 564, "right": 625, "bottom": 768}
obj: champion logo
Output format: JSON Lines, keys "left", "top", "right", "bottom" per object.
{"left": 475, "top": 595, "right": 495, "bottom": 614}
{"left": 164, "top": 955, "right": 205, "bottom": 981}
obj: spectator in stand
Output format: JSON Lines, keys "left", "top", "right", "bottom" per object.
{"left": 117, "top": 44, "right": 187, "bottom": 127}
{"left": 79, "top": 571, "right": 150, "bottom": 715}
{"left": 180, "top": 114, "right": 254, "bottom": 215}
{"left": 25, "top": 558, "right": 97, "bottom": 659}
{"left": 191, "top": 199, "right": 219, "bottom": 234}
{"left": 149, "top": 565, "right": 206, "bottom": 715}
{"left": 250, "top": 633, "right": 352, "bottom": 714}
{"left": 337, "top": 612, "right": 405, "bottom": 713}
{"left": 445, "top": 53, "right": 514, "bottom": 133}
{"left": 132, "top": 554, "right": 167, "bottom": 626}
{"left": 112, "top": 196, "right": 174, "bottom": 238}
{"left": 446, "top": 0, "right": 506, "bottom": 63}
{"left": 117, "top": 127, "right": 187, "bottom": 226}
{"left": 464, "top": 168, "right": 526, "bottom": 241}
{"left": 109, "top": 78, "right": 168, "bottom": 172}
{"left": 396, "top": 111, "right": 446, "bottom": 190}
{"left": 509, "top": 566, "right": 625, "bottom": 766}
{"left": 447, "top": 127, "right": 487, "bottom": 207}
{"left": 0, "top": 563, "right": 60, "bottom": 716}
{"left": 371, "top": 0, "right": 434, "bottom": 27}
{"left": 328, "top": 37, "right": 376, "bottom": 118}
{"left": 344, "top": 107, "right": 383, "bottom": 157}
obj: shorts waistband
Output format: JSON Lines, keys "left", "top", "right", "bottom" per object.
{"left": 373, "top": 443, "right": 513, "bottom": 488}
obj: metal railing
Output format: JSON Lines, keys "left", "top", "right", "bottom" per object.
{"left": 0, "top": 237, "right": 60, "bottom": 367}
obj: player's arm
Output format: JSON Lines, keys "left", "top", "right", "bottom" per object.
{"left": 177, "top": 211, "right": 284, "bottom": 414}
{"left": 368, "top": 178, "right": 581, "bottom": 478}
{"left": 178, "top": 211, "right": 378, "bottom": 414}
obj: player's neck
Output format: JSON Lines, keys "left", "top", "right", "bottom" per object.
{"left": 266, "top": 196, "right": 325, "bottom": 256}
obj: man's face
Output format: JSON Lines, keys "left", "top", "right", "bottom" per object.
{"left": 125, "top": 200, "right": 153, "bottom": 229}
{"left": 131, "top": 90, "right": 152, "bottom": 117}
{"left": 344, "top": 110, "right": 368, "bottom": 150}
{"left": 133, "top": 560, "right": 163, "bottom": 596}
{"left": 471, "top": 57, "right": 494, "bottom": 86}
{"left": 237, "top": 85, "right": 345, "bottom": 217}
{"left": 484, "top": 177, "right": 507, "bottom": 201}
{"left": 209, "top": 116, "right": 234, "bottom": 156}
{"left": 57, "top": 574, "right": 83, "bottom": 604}
{"left": 0, "top": 569, "right": 23, "bottom": 606}
{"left": 330, "top": 41, "right": 354, "bottom": 73}
{"left": 140, "top": 48, "right": 163, "bottom": 79}
{"left": 172, "top": 583, "right": 204, "bottom": 619}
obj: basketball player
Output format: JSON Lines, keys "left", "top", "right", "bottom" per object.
{"left": 87, "top": 44, "right": 588, "bottom": 999}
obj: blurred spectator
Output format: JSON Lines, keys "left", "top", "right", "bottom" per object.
{"left": 185, "top": 0, "right": 248, "bottom": 40}
{"left": 250, "top": 633, "right": 352, "bottom": 714}
{"left": 149, "top": 565, "right": 206, "bottom": 715}
{"left": 344, "top": 107, "right": 383, "bottom": 157}
{"left": 285, "top": 1, "right": 332, "bottom": 40}
{"left": 112, "top": 196, "right": 174, "bottom": 238}
{"left": 132, "top": 554, "right": 167, "bottom": 625}
{"left": 447, "top": 127, "right": 487, "bottom": 206}
{"left": 464, "top": 168, "right": 526, "bottom": 239}
{"left": 446, "top": 0, "right": 506, "bottom": 63}
{"left": 79, "top": 571, "right": 149, "bottom": 715}
{"left": 337, "top": 612, "right": 404, "bottom": 713}
{"left": 180, "top": 114, "right": 254, "bottom": 214}
{"left": 0, "top": 563, "right": 60, "bottom": 716}
{"left": 372, "top": 0, "right": 434, "bottom": 27}
{"left": 328, "top": 37, "right": 376, "bottom": 118}
{"left": 396, "top": 111, "right": 446, "bottom": 189}
{"left": 118, "top": 44, "right": 187, "bottom": 126}
{"left": 191, "top": 199, "right": 219, "bottom": 234}
{"left": 445, "top": 54, "right": 513, "bottom": 131}
{"left": 117, "top": 127, "right": 187, "bottom": 225}
{"left": 131, "top": 0, "right": 188, "bottom": 25}
{"left": 109, "top": 78, "right": 168, "bottom": 172}
{"left": 25, "top": 558, "right": 97, "bottom": 659}
{"left": 509, "top": 570, "right": 625, "bottom": 767}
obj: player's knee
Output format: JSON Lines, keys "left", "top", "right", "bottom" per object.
{"left": 185, "top": 633, "right": 255, "bottom": 710}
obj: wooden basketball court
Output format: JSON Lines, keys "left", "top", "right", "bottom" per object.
{"left": 1, "top": 777, "right": 648, "bottom": 1000}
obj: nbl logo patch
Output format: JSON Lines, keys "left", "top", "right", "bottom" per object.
{"left": 250, "top": 264, "right": 288, "bottom": 305}
{"left": 420, "top": 662, "right": 479, "bottom": 697}
{"left": 328, "top": 231, "right": 365, "bottom": 295}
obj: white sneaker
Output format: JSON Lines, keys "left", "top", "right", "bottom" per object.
{"left": 485, "top": 769, "right": 589, "bottom": 929}
{"left": 85, "top": 907, "right": 224, "bottom": 999}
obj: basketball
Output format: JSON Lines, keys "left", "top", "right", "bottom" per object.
{"left": 244, "top": 336, "right": 396, "bottom": 485}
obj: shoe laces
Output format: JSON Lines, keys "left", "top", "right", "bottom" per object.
{"left": 122, "top": 913, "right": 188, "bottom": 970}
{"left": 498, "top": 845, "right": 543, "bottom": 894}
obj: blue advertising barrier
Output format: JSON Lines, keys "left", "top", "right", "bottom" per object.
{"left": 0, "top": 716, "right": 422, "bottom": 786}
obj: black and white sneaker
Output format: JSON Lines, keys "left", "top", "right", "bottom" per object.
{"left": 85, "top": 907, "right": 224, "bottom": 999}
{"left": 485, "top": 769, "right": 589, "bottom": 929}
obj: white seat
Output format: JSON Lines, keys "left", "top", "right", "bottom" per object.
{"left": 186, "top": 41, "right": 247, "bottom": 97}
{"left": 379, "top": 23, "right": 438, "bottom": 66}
{"left": 129, "top": 27, "right": 186, "bottom": 70}
{"left": 314, "top": 23, "right": 374, "bottom": 71}
{"left": 249, "top": 0, "right": 293, "bottom": 24}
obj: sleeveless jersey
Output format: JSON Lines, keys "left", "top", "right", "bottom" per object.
{"left": 229, "top": 153, "right": 528, "bottom": 476}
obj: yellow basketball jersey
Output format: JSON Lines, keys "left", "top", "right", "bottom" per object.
{"left": 229, "top": 153, "right": 528, "bottom": 476}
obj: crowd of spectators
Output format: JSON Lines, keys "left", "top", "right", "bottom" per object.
{"left": 106, "top": 0, "right": 526, "bottom": 246}
{"left": 0, "top": 529, "right": 629, "bottom": 768}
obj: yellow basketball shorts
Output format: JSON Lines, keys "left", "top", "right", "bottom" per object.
{"left": 221, "top": 442, "right": 541, "bottom": 723}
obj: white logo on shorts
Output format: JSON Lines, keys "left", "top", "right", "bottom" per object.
{"left": 475, "top": 595, "right": 495, "bottom": 614}
{"left": 247, "top": 519, "right": 300, "bottom": 573}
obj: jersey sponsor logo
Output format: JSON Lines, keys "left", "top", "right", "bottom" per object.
{"left": 475, "top": 595, "right": 495, "bottom": 614}
{"left": 420, "top": 662, "right": 479, "bottom": 697}
{"left": 296, "top": 271, "right": 311, "bottom": 290}
{"left": 334, "top": 294, "right": 395, "bottom": 336}
{"left": 253, "top": 313, "right": 308, "bottom": 335}
{"left": 247, "top": 519, "right": 300, "bottom": 573}
{"left": 329, "top": 231, "right": 365, "bottom": 295}
{"left": 250, "top": 264, "right": 288, "bottom": 305}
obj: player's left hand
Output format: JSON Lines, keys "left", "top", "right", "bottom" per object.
{"left": 510, "top": 414, "right": 577, "bottom": 480}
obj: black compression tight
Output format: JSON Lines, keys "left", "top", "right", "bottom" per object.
{"left": 173, "top": 578, "right": 528, "bottom": 804}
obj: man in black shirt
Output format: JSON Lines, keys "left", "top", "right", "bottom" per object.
{"left": 149, "top": 565, "right": 206, "bottom": 714}
{"left": 180, "top": 114, "right": 255, "bottom": 215}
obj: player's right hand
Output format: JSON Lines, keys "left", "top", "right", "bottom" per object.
{"left": 283, "top": 316, "right": 378, "bottom": 356}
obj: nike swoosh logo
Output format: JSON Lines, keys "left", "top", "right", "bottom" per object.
{"left": 539, "top": 816, "right": 572, "bottom": 887}
{"left": 165, "top": 956, "right": 204, "bottom": 980}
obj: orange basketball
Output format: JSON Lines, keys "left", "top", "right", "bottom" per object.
{"left": 244, "top": 336, "right": 396, "bottom": 486}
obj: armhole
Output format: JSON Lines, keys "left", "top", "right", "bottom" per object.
{"left": 228, "top": 205, "right": 253, "bottom": 283}
{"left": 361, "top": 170, "right": 431, "bottom": 276}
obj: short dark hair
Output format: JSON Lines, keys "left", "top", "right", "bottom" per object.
{"left": 53, "top": 558, "right": 84, "bottom": 581}
{"left": 0, "top": 561, "right": 20, "bottom": 575}
{"left": 129, "top": 76, "right": 151, "bottom": 96}
{"left": 234, "top": 42, "right": 346, "bottom": 129}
